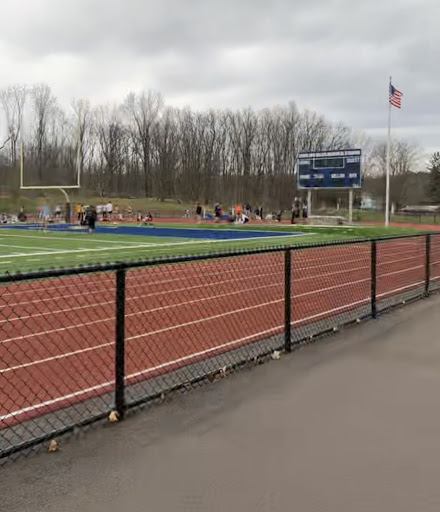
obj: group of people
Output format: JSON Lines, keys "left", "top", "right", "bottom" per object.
{"left": 75, "top": 204, "right": 97, "bottom": 232}
{"left": 136, "top": 212, "right": 154, "bottom": 224}
{"left": 75, "top": 202, "right": 117, "bottom": 223}
{"left": 192, "top": 202, "right": 265, "bottom": 223}
{"left": 236, "top": 203, "right": 264, "bottom": 221}
{"left": 194, "top": 200, "right": 312, "bottom": 224}
{"left": 36, "top": 202, "right": 63, "bottom": 222}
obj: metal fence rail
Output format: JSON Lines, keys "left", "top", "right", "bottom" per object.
{"left": 1, "top": 232, "right": 439, "bottom": 462}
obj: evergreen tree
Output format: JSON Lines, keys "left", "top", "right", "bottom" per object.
{"left": 427, "top": 152, "right": 440, "bottom": 203}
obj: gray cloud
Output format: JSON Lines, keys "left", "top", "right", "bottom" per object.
{"left": 1, "top": 0, "right": 439, "bottom": 151}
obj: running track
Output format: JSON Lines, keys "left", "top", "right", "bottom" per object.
{"left": 1, "top": 236, "right": 440, "bottom": 429}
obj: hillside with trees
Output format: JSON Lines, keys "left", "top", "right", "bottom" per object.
{"left": 0, "top": 84, "right": 428, "bottom": 210}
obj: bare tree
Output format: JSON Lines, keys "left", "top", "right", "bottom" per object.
{"left": 152, "top": 107, "right": 179, "bottom": 200}
{"left": 123, "top": 90, "right": 163, "bottom": 197}
{"left": 0, "top": 84, "right": 27, "bottom": 165}
{"left": 370, "top": 140, "right": 420, "bottom": 177}
{"left": 72, "top": 98, "right": 94, "bottom": 185}
{"left": 366, "top": 139, "right": 421, "bottom": 208}
{"left": 2, "top": 79, "right": 425, "bottom": 212}
{"left": 30, "top": 84, "right": 57, "bottom": 183}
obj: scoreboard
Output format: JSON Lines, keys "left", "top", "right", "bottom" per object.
{"left": 296, "top": 149, "right": 362, "bottom": 189}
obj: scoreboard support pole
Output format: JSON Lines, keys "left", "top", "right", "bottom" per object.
{"left": 348, "top": 189, "right": 353, "bottom": 224}
{"left": 307, "top": 190, "right": 312, "bottom": 217}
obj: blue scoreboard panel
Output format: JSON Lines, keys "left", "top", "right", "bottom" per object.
{"left": 296, "top": 149, "right": 362, "bottom": 189}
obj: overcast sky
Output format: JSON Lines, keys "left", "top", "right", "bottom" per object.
{"left": 1, "top": 0, "right": 439, "bottom": 155}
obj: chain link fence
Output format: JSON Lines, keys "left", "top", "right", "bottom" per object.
{"left": 0, "top": 232, "right": 439, "bottom": 462}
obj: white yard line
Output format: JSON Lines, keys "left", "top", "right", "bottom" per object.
{"left": 0, "top": 230, "right": 298, "bottom": 246}
{"left": 0, "top": 235, "right": 298, "bottom": 260}
{"left": 0, "top": 243, "right": 160, "bottom": 259}
{"left": 0, "top": 243, "right": 60, "bottom": 252}
{"left": 0, "top": 233, "right": 147, "bottom": 245}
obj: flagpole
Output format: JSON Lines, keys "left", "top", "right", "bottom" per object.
{"left": 385, "top": 76, "right": 392, "bottom": 226}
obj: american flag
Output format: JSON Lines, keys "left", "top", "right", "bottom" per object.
{"left": 389, "top": 83, "right": 403, "bottom": 108}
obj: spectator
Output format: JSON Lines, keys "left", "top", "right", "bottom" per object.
{"left": 293, "top": 198, "right": 300, "bottom": 220}
{"left": 302, "top": 201, "right": 308, "bottom": 219}
{"left": 214, "top": 203, "right": 222, "bottom": 222}
{"left": 87, "top": 206, "right": 97, "bottom": 233}
{"left": 195, "top": 203, "right": 202, "bottom": 223}
{"left": 80, "top": 205, "right": 86, "bottom": 225}
{"left": 18, "top": 206, "right": 26, "bottom": 222}
{"left": 142, "top": 212, "right": 153, "bottom": 225}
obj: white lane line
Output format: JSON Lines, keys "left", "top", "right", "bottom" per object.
{"left": 0, "top": 285, "right": 281, "bottom": 345}
{"left": 0, "top": 261, "right": 376, "bottom": 324}
{"left": 0, "top": 250, "right": 424, "bottom": 305}
{"left": 0, "top": 253, "right": 430, "bottom": 316}
{"left": 3, "top": 341, "right": 115, "bottom": 374}
{"left": 2, "top": 275, "right": 434, "bottom": 422}
{"left": 1, "top": 279, "right": 282, "bottom": 324}
{"left": 0, "top": 298, "right": 284, "bottom": 370}
{"left": 0, "top": 294, "right": 284, "bottom": 350}
{"left": 1, "top": 269, "right": 282, "bottom": 315}
{"left": 0, "top": 263, "right": 425, "bottom": 346}
{"left": 0, "top": 325, "right": 284, "bottom": 422}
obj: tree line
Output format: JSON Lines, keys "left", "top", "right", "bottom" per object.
{"left": 0, "top": 83, "right": 433, "bottom": 210}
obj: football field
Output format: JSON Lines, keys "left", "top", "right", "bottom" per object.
{"left": 0, "top": 225, "right": 304, "bottom": 273}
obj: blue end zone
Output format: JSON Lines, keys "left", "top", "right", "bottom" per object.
{"left": 0, "top": 223, "right": 303, "bottom": 240}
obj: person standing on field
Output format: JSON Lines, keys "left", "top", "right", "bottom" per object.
{"left": 87, "top": 206, "right": 97, "bottom": 234}
{"left": 195, "top": 203, "right": 202, "bottom": 223}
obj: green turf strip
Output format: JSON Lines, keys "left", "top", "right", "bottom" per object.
{"left": 0, "top": 223, "right": 431, "bottom": 275}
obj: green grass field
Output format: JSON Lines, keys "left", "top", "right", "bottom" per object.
{"left": 0, "top": 222, "right": 429, "bottom": 274}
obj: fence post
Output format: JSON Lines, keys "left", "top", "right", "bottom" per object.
{"left": 115, "top": 269, "right": 126, "bottom": 420}
{"left": 284, "top": 249, "right": 292, "bottom": 352}
{"left": 425, "top": 234, "right": 431, "bottom": 297}
{"left": 371, "top": 241, "right": 377, "bottom": 319}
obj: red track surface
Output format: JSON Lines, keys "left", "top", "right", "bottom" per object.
{"left": 1, "top": 236, "right": 440, "bottom": 429}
